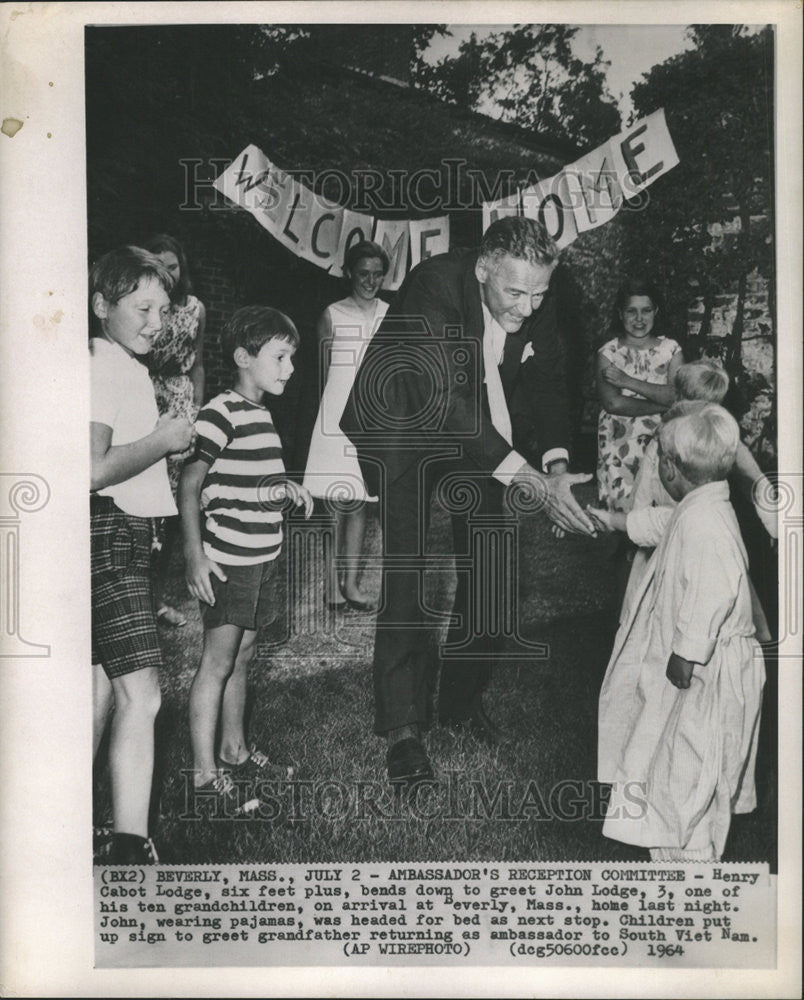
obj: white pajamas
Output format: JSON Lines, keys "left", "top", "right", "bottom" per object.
{"left": 598, "top": 481, "right": 765, "bottom": 860}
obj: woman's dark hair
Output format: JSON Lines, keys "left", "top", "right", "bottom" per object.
{"left": 142, "top": 233, "right": 193, "bottom": 303}
{"left": 343, "top": 240, "right": 389, "bottom": 278}
{"left": 611, "top": 275, "right": 663, "bottom": 334}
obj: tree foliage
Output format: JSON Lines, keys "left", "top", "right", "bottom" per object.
{"left": 623, "top": 27, "right": 774, "bottom": 363}
{"left": 619, "top": 25, "right": 775, "bottom": 460}
{"left": 411, "top": 25, "right": 621, "bottom": 148}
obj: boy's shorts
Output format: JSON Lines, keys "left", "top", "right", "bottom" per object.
{"left": 91, "top": 494, "right": 162, "bottom": 679}
{"left": 200, "top": 558, "right": 278, "bottom": 631}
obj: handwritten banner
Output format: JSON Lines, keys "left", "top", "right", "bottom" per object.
{"left": 213, "top": 109, "right": 678, "bottom": 278}
{"left": 500, "top": 109, "right": 679, "bottom": 246}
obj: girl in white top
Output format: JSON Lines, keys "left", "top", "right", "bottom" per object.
{"left": 303, "top": 240, "right": 390, "bottom": 611}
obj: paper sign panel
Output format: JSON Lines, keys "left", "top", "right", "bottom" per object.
{"left": 374, "top": 218, "right": 412, "bottom": 291}
{"left": 521, "top": 173, "right": 579, "bottom": 249}
{"left": 302, "top": 193, "right": 345, "bottom": 273}
{"left": 213, "top": 144, "right": 273, "bottom": 213}
{"left": 409, "top": 216, "right": 450, "bottom": 269}
{"left": 333, "top": 208, "right": 376, "bottom": 279}
{"left": 565, "top": 139, "right": 625, "bottom": 233}
{"left": 481, "top": 189, "right": 521, "bottom": 233}
{"left": 616, "top": 108, "right": 680, "bottom": 198}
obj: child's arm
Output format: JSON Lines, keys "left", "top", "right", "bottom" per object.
{"left": 666, "top": 652, "right": 695, "bottom": 689}
{"left": 90, "top": 415, "right": 192, "bottom": 491}
{"left": 596, "top": 352, "right": 666, "bottom": 417}
{"left": 316, "top": 308, "right": 333, "bottom": 388}
{"left": 283, "top": 480, "right": 313, "bottom": 518}
{"left": 600, "top": 362, "right": 679, "bottom": 406}
{"left": 178, "top": 458, "right": 227, "bottom": 605}
{"left": 189, "top": 301, "right": 207, "bottom": 408}
{"left": 625, "top": 504, "right": 674, "bottom": 547}
{"left": 734, "top": 441, "right": 778, "bottom": 540}
{"left": 671, "top": 526, "right": 746, "bottom": 679}
{"left": 585, "top": 506, "right": 628, "bottom": 533}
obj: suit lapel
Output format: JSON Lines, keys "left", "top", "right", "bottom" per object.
{"left": 500, "top": 329, "right": 526, "bottom": 396}
{"left": 462, "top": 254, "right": 484, "bottom": 343}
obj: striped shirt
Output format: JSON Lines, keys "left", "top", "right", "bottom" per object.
{"left": 195, "top": 390, "right": 285, "bottom": 565}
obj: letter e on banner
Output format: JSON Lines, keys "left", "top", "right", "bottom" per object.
{"left": 374, "top": 218, "right": 411, "bottom": 291}
{"left": 521, "top": 174, "right": 578, "bottom": 249}
{"left": 482, "top": 190, "right": 521, "bottom": 233}
{"left": 565, "top": 139, "right": 624, "bottom": 233}
{"left": 409, "top": 216, "right": 450, "bottom": 268}
{"left": 618, "top": 108, "right": 679, "bottom": 198}
{"left": 334, "top": 208, "right": 375, "bottom": 278}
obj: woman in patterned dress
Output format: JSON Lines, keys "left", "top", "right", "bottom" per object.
{"left": 596, "top": 277, "right": 683, "bottom": 514}
{"left": 144, "top": 234, "right": 207, "bottom": 626}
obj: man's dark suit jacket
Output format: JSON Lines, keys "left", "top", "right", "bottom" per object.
{"left": 340, "top": 248, "right": 571, "bottom": 498}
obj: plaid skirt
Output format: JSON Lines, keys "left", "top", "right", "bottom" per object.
{"left": 91, "top": 494, "right": 163, "bottom": 679}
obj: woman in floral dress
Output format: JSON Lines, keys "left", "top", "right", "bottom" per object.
{"left": 144, "top": 234, "right": 206, "bottom": 626}
{"left": 596, "top": 277, "right": 683, "bottom": 513}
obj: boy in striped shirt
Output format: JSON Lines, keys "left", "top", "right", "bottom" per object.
{"left": 180, "top": 306, "right": 311, "bottom": 803}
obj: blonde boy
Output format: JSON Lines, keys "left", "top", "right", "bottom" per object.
{"left": 597, "top": 404, "right": 765, "bottom": 861}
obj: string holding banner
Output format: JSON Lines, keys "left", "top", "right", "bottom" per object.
{"left": 213, "top": 109, "right": 678, "bottom": 278}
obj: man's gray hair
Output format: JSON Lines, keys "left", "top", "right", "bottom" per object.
{"left": 479, "top": 216, "right": 558, "bottom": 267}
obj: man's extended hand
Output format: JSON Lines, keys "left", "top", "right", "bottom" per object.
{"left": 512, "top": 463, "right": 596, "bottom": 536}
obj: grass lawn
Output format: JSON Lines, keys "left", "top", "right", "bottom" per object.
{"left": 94, "top": 482, "right": 777, "bottom": 866}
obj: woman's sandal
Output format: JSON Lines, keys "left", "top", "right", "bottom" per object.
{"left": 157, "top": 605, "right": 187, "bottom": 627}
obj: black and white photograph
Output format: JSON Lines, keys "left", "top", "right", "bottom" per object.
{"left": 1, "top": 1, "right": 801, "bottom": 995}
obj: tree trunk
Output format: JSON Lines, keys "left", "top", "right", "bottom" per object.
{"left": 727, "top": 268, "right": 747, "bottom": 370}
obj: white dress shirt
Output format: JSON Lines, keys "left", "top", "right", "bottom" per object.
{"left": 481, "top": 303, "right": 568, "bottom": 484}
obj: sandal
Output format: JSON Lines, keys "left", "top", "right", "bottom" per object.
{"left": 217, "top": 745, "right": 297, "bottom": 781}
{"left": 157, "top": 605, "right": 187, "bottom": 627}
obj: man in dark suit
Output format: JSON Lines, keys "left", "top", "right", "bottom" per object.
{"left": 341, "top": 216, "right": 595, "bottom": 788}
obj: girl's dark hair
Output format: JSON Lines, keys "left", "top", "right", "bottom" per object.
{"left": 142, "top": 233, "right": 193, "bottom": 303}
{"left": 611, "top": 275, "right": 663, "bottom": 335}
{"left": 343, "top": 240, "right": 389, "bottom": 278}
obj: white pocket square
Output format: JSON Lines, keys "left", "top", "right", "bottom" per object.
{"left": 521, "top": 342, "right": 535, "bottom": 363}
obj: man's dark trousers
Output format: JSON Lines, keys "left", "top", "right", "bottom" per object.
{"left": 372, "top": 455, "right": 507, "bottom": 734}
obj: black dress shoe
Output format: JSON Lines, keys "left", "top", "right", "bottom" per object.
{"left": 386, "top": 738, "right": 434, "bottom": 787}
{"left": 441, "top": 705, "right": 509, "bottom": 748}
{"left": 107, "top": 833, "right": 159, "bottom": 864}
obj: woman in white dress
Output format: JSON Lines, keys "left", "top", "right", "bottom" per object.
{"left": 303, "top": 241, "right": 389, "bottom": 611}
